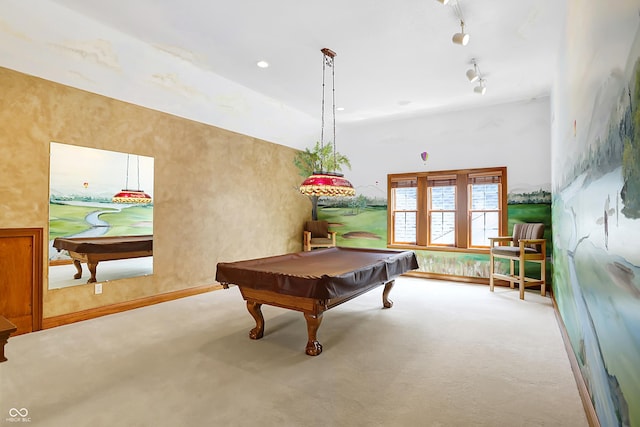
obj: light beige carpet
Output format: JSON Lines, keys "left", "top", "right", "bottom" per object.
{"left": 0, "top": 277, "right": 587, "bottom": 427}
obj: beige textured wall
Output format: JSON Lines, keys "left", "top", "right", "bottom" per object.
{"left": 0, "top": 67, "right": 310, "bottom": 317}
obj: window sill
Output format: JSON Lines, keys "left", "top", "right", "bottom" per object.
{"left": 387, "top": 244, "right": 490, "bottom": 254}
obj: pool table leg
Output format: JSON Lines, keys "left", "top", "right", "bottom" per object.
{"left": 304, "top": 313, "right": 323, "bottom": 356}
{"left": 382, "top": 280, "right": 395, "bottom": 308}
{"left": 87, "top": 262, "right": 98, "bottom": 283}
{"left": 72, "top": 260, "right": 83, "bottom": 279}
{"left": 246, "top": 301, "right": 264, "bottom": 339}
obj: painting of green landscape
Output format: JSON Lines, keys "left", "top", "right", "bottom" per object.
{"left": 550, "top": 38, "right": 640, "bottom": 426}
{"left": 317, "top": 197, "right": 551, "bottom": 279}
{"left": 318, "top": 205, "right": 387, "bottom": 249}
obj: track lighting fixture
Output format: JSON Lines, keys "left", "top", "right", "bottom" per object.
{"left": 436, "top": 0, "right": 485, "bottom": 92}
{"left": 452, "top": 20, "right": 469, "bottom": 45}
{"left": 466, "top": 60, "right": 479, "bottom": 82}
{"left": 435, "top": 0, "right": 469, "bottom": 45}
{"left": 474, "top": 79, "right": 487, "bottom": 95}
{"left": 465, "top": 59, "right": 486, "bottom": 95}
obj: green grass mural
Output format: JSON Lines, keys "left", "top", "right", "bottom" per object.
{"left": 317, "top": 199, "right": 552, "bottom": 280}
{"left": 318, "top": 206, "right": 387, "bottom": 249}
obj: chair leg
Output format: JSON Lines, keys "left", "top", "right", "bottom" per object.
{"left": 540, "top": 258, "right": 546, "bottom": 297}
{"left": 519, "top": 258, "right": 525, "bottom": 300}
{"left": 489, "top": 255, "right": 495, "bottom": 292}
{"left": 509, "top": 259, "right": 515, "bottom": 289}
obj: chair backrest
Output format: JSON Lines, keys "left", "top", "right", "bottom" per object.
{"left": 304, "top": 220, "right": 329, "bottom": 238}
{"left": 512, "top": 223, "right": 544, "bottom": 252}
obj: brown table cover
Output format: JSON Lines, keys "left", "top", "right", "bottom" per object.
{"left": 215, "top": 247, "right": 419, "bottom": 299}
{"left": 53, "top": 235, "right": 153, "bottom": 254}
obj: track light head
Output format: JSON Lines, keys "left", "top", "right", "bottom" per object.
{"left": 466, "top": 59, "right": 479, "bottom": 82}
{"left": 466, "top": 68, "right": 478, "bottom": 82}
{"left": 452, "top": 32, "right": 469, "bottom": 45}
{"left": 474, "top": 79, "right": 486, "bottom": 95}
{"left": 452, "top": 21, "right": 469, "bottom": 46}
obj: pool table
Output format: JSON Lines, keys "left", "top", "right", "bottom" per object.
{"left": 215, "top": 247, "right": 418, "bottom": 356}
{"left": 52, "top": 235, "right": 153, "bottom": 283}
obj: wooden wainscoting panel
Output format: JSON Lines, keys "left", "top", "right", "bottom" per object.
{"left": 0, "top": 228, "right": 43, "bottom": 335}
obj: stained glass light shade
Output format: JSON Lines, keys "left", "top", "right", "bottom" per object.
{"left": 112, "top": 190, "right": 152, "bottom": 204}
{"left": 299, "top": 172, "right": 356, "bottom": 197}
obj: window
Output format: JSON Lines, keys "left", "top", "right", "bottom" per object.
{"left": 390, "top": 179, "right": 417, "bottom": 244}
{"left": 428, "top": 176, "right": 456, "bottom": 246}
{"left": 388, "top": 167, "right": 506, "bottom": 250}
{"left": 468, "top": 174, "right": 501, "bottom": 247}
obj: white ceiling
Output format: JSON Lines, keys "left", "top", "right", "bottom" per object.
{"left": 47, "top": 0, "right": 564, "bottom": 125}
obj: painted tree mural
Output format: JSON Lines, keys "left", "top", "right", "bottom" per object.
{"left": 622, "top": 65, "right": 640, "bottom": 218}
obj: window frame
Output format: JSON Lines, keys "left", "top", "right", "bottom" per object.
{"left": 467, "top": 174, "right": 503, "bottom": 248}
{"left": 426, "top": 175, "right": 457, "bottom": 247}
{"left": 387, "top": 167, "right": 507, "bottom": 252}
{"left": 389, "top": 178, "right": 418, "bottom": 244}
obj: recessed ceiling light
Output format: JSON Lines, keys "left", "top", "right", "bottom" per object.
{"left": 336, "top": 107, "right": 345, "bottom": 111}
{"left": 256, "top": 60, "right": 269, "bottom": 68}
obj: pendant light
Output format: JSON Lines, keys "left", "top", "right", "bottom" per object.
{"left": 299, "top": 48, "right": 355, "bottom": 198}
{"left": 112, "top": 154, "right": 152, "bottom": 204}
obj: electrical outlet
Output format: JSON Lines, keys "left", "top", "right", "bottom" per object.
{"left": 95, "top": 283, "right": 103, "bottom": 294}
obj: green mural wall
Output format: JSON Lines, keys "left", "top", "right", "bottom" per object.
{"left": 551, "top": 32, "right": 640, "bottom": 427}
{"left": 317, "top": 197, "right": 551, "bottom": 280}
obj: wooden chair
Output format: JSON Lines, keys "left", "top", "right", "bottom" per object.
{"left": 303, "top": 220, "right": 336, "bottom": 252}
{"left": 489, "top": 223, "right": 546, "bottom": 300}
